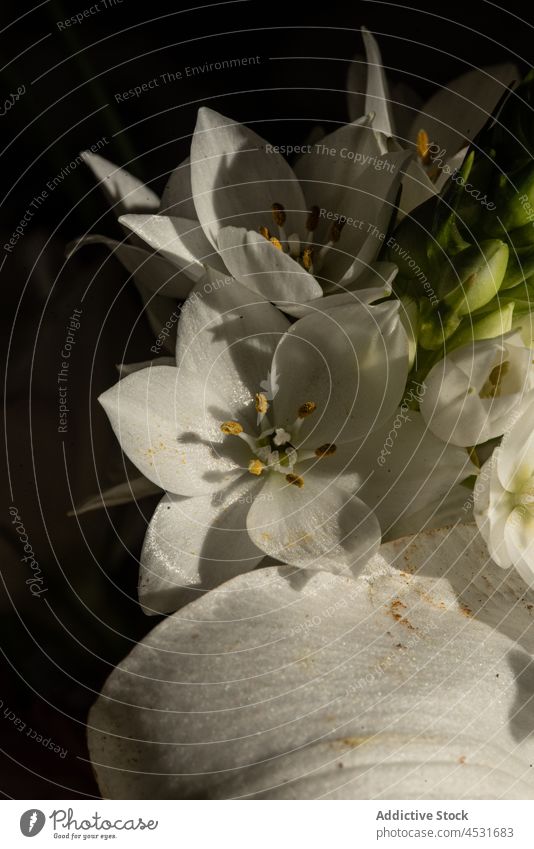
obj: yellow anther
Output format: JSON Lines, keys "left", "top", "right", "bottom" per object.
{"left": 259, "top": 225, "right": 271, "bottom": 240}
{"left": 272, "top": 202, "right": 286, "bottom": 227}
{"left": 221, "top": 421, "right": 243, "bottom": 435}
{"left": 270, "top": 236, "right": 283, "bottom": 251}
{"left": 286, "top": 473, "right": 304, "bottom": 488}
{"left": 315, "top": 443, "right": 337, "bottom": 457}
{"left": 248, "top": 459, "right": 265, "bottom": 476}
{"left": 416, "top": 129, "right": 432, "bottom": 166}
{"left": 306, "top": 205, "right": 320, "bottom": 232}
{"left": 298, "top": 401, "right": 317, "bottom": 418}
{"left": 302, "top": 247, "right": 313, "bottom": 271}
{"left": 255, "top": 392, "right": 269, "bottom": 414}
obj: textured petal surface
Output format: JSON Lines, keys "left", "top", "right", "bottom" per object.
{"left": 88, "top": 525, "right": 534, "bottom": 799}
{"left": 139, "top": 479, "right": 265, "bottom": 615}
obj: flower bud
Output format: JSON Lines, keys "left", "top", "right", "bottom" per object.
{"left": 439, "top": 240, "right": 509, "bottom": 316}
{"left": 485, "top": 165, "right": 534, "bottom": 235}
{"left": 445, "top": 302, "right": 514, "bottom": 352}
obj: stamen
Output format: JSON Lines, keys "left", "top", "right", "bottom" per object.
{"left": 255, "top": 393, "right": 269, "bottom": 415}
{"left": 259, "top": 225, "right": 271, "bottom": 240}
{"left": 306, "top": 205, "right": 320, "bottom": 241}
{"left": 270, "top": 236, "right": 283, "bottom": 251}
{"left": 480, "top": 361, "right": 510, "bottom": 399}
{"left": 302, "top": 247, "right": 314, "bottom": 273}
{"left": 286, "top": 473, "right": 304, "bottom": 488}
{"left": 271, "top": 202, "right": 286, "bottom": 227}
{"left": 318, "top": 220, "right": 345, "bottom": 266}
{"left": 298, "top": 401, "right": 317, "bottom": 418}
{"left": 221, "top": 421, "right": 243, "bottom": 435}
{"left": 248, "top": 459, "right": 265, "bottom": 476}
{"left": 272, "top": 202, "right": 287, "bottom": 245}
{"left": 315, "top": 443, "right": 337, "bottom": 457}
{"left": 416, "top": 129, "right": 432, "bottom": 166}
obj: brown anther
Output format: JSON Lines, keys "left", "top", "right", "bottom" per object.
{"left": 286, "top": 473, "right": 304, "bottom": 488}
{"left": 298, "top": 401, "right": 317, "bottom": 418}
{"left": 416, "top": 129, "right": 432, "bottom": 166}
{"left": 302, "top": 247, "right": 313, "bottom": 271}
{"left": 272, "top": 202, "right": 286, "bottom": 227}
{"left": 306, "top": 205, "right": 320, "bottom": 232}
{"left": 248, "top": 459, "right": 265, "bottom": 476}
{"left": 270, "top": 236, "right": 283, "bottom": 251}
{"left": 221, "top": 421, "right": 243, "bottom": 435}
{"left": 330, "top": 219, "right": 345, "bottom": 242}
{"left": 255, "top": 392, "right": 269, "bottom": 414}
{"left": 315, "top": 443, "right": 337, "bottom": 457}
{"left": 259, "top": 225, "right": 271, "bottom": 240}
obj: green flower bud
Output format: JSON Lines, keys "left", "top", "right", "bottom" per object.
{"left": 445, "top": 303, "right": 514, "bottom": 352}
{"left": 485, "top": 164, "right": 534, "bottom": 235}
{"left": 439, "top": 239, "right": 509, "bottom": 316}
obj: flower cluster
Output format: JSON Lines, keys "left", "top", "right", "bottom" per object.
{"left": 77, "top": 28, "right": 534, "bottom": 799}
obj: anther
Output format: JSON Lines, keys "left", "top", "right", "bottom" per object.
{"left": 272, "top": 203, "right": 286, "bottom": 227}
{"left": 302, "top": 247, "right": 314, "bottom": 272}
{"left": 248, "top": 459, "right": 265, "bottom": 476}
{"left": 416, "top": 129, "right": 432, "bottom": 166}
{"left": 270, "top": 236, "right": 283, "bottom": 251}
{"left": 306, "top": 205, "right": 320, "bottom": 235}
{"left": 286, "top": 473, "right": 304, "bottom": 488}
{"left": 221, "top": 421, "right": 243, "bottom": 435}
{"left": 298, "top": 401, "right": 317, "bottom": 418}
{"left": 315, "top": 443, "right": 337, "bottom": 457}
{"left": 259, "top": 225, "right": 271, "bottom": 240}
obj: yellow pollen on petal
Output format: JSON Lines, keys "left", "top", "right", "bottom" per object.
{"left": 315, "top": 443, "right": 337, "bottom": 457}
{"left": 255, "top": 392, "right": 269, "bottom": 414}
{"left": 298, "top": 401, "right": 317, "bottom": 418}
{"left": 302, "top": 247, "right": 313, "bottom": 270}
{"left": 270, "top": 236, "right": 283, "bottom": 251}
{"left": 259, "top": 225, "right": 271, "bottom": 240}
{"left": 416, "top": 129, "right": 432, "bottom": 166}
{"left": 248, "top": 459, "right": 265, "bottom": 476}
{"left": 221, "top": 421, "right": 243, "bottom": 435}
{"left": 272, "top": 202, "right": 286, "bottom": 227}
{"left": 286, "top": 473, "right": 304, "bottom": 488}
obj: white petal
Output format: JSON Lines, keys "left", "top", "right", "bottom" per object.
{"left": 504, "top": 508, "right": 534, "bottom": 586}
{"left": 191, "top": 107, "right": 306, "bottom": 248}
{"left": 69, "top": 476, "right": 161, "bottom": 516}
{"left": 346, "top": 53, "right": 366, "bottom": 123}
{"left": 88, "top": 525, "right": 534, "bottom": 800}
{"left": 409, "top": 63, "right": 520, "bottom": 155}
{"left": 272, "top": 300, "right": 409, "bottom": 446}
{"left": 246, "top": 471, "right": 380, "bottom": 573}
{"left": 139, "top": 480, "right": 265, "bottom": 615}
{"left": 354, "top": 411, "right": 476, "bottom": 540}
{"left": 81, "top": 153, "right": 159, "bottom": 214}
{"left": 361, "top": 27, "right": 395, "bottom": 137}
{"left": 67, "top": 234, "right": 194, "bottom": 300}
{"left": 497, "top": 392, "right": 534, "bottom": 492}
{"left": 117, "top": 357, "right": 175, "bottom": 377}
{"left": 175, "top": 275, "right": 290, "bottom": 431}
{"left": 135, "top": 283, "right": 179, "bottom": 353}
{"left": 119, "top": 214, "right": 228, "bottom": 279}
{"left": 474, "top": 453, "right": 515, "bottom": 569}
{"left": 397, "top": 159, "right": 437, "bottom": 221}
{"left": 159, "top": 156, "right": 197, "bottom": 219}
{"left": 99, "top": 365, "right": 247, "bottom": 496}
{"left": 217, "top": 226, "right": 322, "bottom": 303}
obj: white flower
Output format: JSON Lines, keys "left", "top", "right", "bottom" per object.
{"left": 75, "top": 107, "right": 408, "bottom": 315}
{"left": 99, "top": 276, "right": 409, "bottom": 613}
{"left": 420, "top": 332, "right": 534, "bottom": 447}
{"left": 474, "top": 392, "right": 534, "bottom": 584}
{"left": 88, "top": 525, "right": 534, "bottom": 799}
{"left": 347, "top": 28, "right": 519, "bottom": 217}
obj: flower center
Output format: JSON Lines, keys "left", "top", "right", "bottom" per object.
{"left": 514, "top": 475, "right": 534, "bottom": 517}
{"left": 258, "top": 202, "right": 346, "bottom": 275}
{"left": 220, "top": 394, "right": 336, "bottom": 487}
{"left": 479, "top": 361, "right": 510, "bottom": 399}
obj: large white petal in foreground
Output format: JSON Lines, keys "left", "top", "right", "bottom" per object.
{"left": 88, "top": 524, "right": 534, "bottom": 799}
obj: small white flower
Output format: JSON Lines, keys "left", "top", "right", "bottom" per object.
{"left": 99, "top": 276, "right": 409, "bottom": 613}
{"left": 474, "top": 392, "right": 534, "bottom": 584}
{"left": 347, "top": 29, "right": 519, "bottom": 217}
{"left": 420, "top": 332, "right": 534, "bottom": 447}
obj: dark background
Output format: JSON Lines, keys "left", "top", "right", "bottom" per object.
{"left": 1, "top": 0, "right": 532, "bottom": 798}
